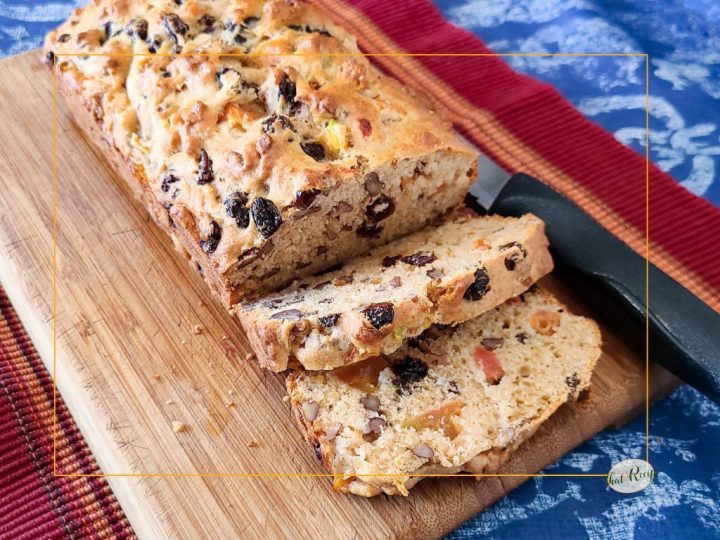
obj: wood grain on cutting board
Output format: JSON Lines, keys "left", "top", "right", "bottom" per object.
{"left": 0, "top": 51, "right": 678, "bottom": 539}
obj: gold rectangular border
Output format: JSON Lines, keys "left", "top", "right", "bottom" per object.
{"left": 51, "top": 52, "right": 650, "bottom": 479}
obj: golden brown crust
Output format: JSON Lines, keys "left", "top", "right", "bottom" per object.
{"left": 44, "top": 0, "right": 477, "bottom": 307}
{"left": 53, "top": 70, "right": 236, "bottom": 303}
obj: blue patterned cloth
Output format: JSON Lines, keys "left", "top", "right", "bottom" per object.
{"left": 436, "top": 0, "right": 720, "bottom": 205}
{"left": 2, "top": 1, "right": 718, "bottom": 539}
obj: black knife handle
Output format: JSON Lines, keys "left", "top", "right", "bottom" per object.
{"left": 489, "top": 173, "right": 720, "bottom": 404}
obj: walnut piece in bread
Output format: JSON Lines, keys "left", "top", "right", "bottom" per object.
{"left": 240, "top": 209, "right": 553, "bottom": 371}
{"left": 44, "top": 0, "right": 478, "bottom": 308}
{"left": 286, "top": 288, "right": 601, "bottom": 496}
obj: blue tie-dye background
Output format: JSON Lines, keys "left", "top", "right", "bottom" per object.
{"left": 437, "top": 0, "right": 720, "bottom": 204}
{"left": 1, "top": 1, "right": 718, "bottom": 538}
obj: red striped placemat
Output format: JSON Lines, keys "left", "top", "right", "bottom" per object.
{"left": 0, "top": 285, "right": 135, "bottom": 539}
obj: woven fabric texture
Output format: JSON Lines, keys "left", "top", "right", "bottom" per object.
{"left": 0, "top": 286, "right": 135, "bottom": 539}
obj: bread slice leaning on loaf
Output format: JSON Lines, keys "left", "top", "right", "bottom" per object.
{"left": 240, "top": 208, "right": 553, "bottom": 371}
{"left": 43, "top": 0, "right": 477, "bottom": 308}
{"left": 286, "top": 288, "right": 602, "bottom": 497}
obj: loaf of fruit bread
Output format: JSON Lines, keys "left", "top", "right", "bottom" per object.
{"left": 240, "top": 208, "right": 553, "bottom": 371}
{"left": 286, "top": 288, "right": 601, "bottom": 496}
{"left": 43, "top": 0, "right": 478, "bottom": 308}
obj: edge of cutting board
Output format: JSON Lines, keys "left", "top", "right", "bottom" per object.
{"left": 0, "top": 50, "right": 680, "bottom": 539}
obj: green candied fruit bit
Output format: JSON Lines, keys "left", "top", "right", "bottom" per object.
{"left": 326, "top": 118, "right": 347, "bottom": 152}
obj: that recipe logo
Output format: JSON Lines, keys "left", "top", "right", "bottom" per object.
{"left": 607, "top": 459, "right": 655, "bottom": 493}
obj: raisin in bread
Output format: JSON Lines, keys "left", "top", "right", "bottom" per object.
{"left": 286, "top": 288, "right": 601, "bottom": 496}
{"left": 43, "top": 0, "right": 478, "bottom": 308}
{"left": 240, "top": 209, "right": 553, "bottom": 371}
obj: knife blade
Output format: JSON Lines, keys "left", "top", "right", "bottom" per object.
{"left": 468, "top": 159, "right": 720, "bottom": 405}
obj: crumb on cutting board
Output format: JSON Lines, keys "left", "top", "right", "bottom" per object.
{"left": 172, "top": 421, "right": 186, "bottom": 433}
{"left": 192, "top": 324, "right": 203, "bottom": 335}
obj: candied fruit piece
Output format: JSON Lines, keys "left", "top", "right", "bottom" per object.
{"left": 333, "top": 475, "right": 355, "bottom": 491}
{"left": 334, "top": 356, "right": 389, "bottom": 393}
{"left": 403, "top": 400, "right": 464, "bottom": 439}
{"left": 530, "top": 310, "right": 561, "bottom": 336}
{"left": 358, "top": 118, "right": 373, "bottom": 138}
{"left": 474, "top": 238, "right": 490, "bottom": 250}
{"left": 326, "top": 119, "right": 348, "bottom": 152}
{"left": 473, "top": 346, "right": 504, "bottom": 384}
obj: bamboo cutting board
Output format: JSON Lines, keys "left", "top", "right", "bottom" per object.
{"left": 0, "top": 51, "right": 678, "bottom": 539}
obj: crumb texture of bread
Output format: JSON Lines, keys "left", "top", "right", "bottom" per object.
{"left": 240, "top": 209, "right": 553, "bottom": 371}
{"left": 286, "top": 288, "right": 601, "bottom": 496}
{"left": 44, "top": 0, "right": 477, "bottom": 306}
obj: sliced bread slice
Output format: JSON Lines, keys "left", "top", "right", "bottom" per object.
{"left": 239, "top": 209, "right": 553, "bottom": 371}
{"left": 286, "top": 288, "right": 601, "bottom": 496}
